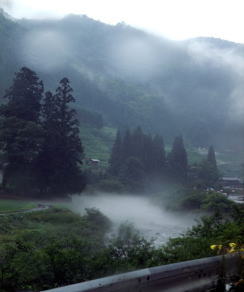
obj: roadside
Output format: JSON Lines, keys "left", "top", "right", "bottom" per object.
{"left": 0, "top": 204, "right": 50, "bottom": 215}
{"left": 0, "top": 197, "right": 53, "bottom": 215}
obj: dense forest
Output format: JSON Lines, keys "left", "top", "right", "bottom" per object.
{"left": 106, "top": 128, "right": 218, "bottom": 192}
{"left": 1, "top": 9, "right": 244, "bottom": 149}
{"left": 0, "top": 67, "right": 86, "bottom": 197}
{"left": 0, "top": 67, "right": 219, "bottom": 197}
{"left": 0, "top": 7, "right": 243, "bottom": 292}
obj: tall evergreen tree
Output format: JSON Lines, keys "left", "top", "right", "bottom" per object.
{"left": 207, "top": 145, "right": 217, "bottom": 168}
{"left": 108, "top": 127, "right": 167, "bottom": 189}
{"left": 198, "top": 145, "right": 219, "bottom": 185}
{"left": 37, "top": 78, "right": 86, "bottom": 196}
{"left": 108, "top": 130, "right": 122, "bottom": 176}
{"left": 167, "top": 136, "right": 188, "bottom": 182}
{"left": 131, "top": 126, "right": 144, "bottom": 158}
{"left": 1, "top": 67, "right": 43, "bottom": 122}
{"left": 119, "top": 157, "right": 146, "bottom": 192}
{"left": 121, "top": 129, "right": 132, "bottom": 160}
{"left": 151, "top": 134, "right": 166, "bottom": 175}
{"left": 0, "top": 67, "right": 43, "bottom": 191}
{"left": 142, "top": 133, "right": 153, "bottom": 173}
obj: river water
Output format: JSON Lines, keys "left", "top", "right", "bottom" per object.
{"left": 71, "top": 194, "right": 198, "bottom": 246}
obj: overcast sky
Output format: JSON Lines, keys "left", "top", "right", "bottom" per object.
{"left": 2, "top": 0, "right": 244, "bottom": 43}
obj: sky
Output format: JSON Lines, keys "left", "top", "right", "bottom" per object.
{"left": 1, "top": 0, "right": 244, "bottom": 43}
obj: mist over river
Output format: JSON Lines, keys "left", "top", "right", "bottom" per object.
{"left": 71, "top": 194, "right": 198, "bottom": 246}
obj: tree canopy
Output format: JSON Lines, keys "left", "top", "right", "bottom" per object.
{"left": 0, "top": 67, "right": 86, "bottom": 197}
{"left": 37, "top": 78, "right": 86, "bottom": 196}
{"left": 167, "top": 136, "right": 188, "bottom": 182}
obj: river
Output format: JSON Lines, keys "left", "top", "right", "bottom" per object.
{"left": 71, "top": 193, "right": 198, "bottom": 246}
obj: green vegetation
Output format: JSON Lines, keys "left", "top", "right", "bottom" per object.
{"left": 0, "top": 204, "right": 243, "bottom": 291}
{"left": 0, "top": 11, "right": 243, "bottom": 291}
{"left": 0, "top": 199, "right": 37, "bottom": 213}
{"left": 167, "top": 136, "right": 188, "bottom": 183}
{"left": 107, "top": 128, "right": 188, "bottom": 192}
{"left": 0, "top": 68, "right": 86, "bottom": 197}
{"left": 187, "top": 148, "right": 203, "bottom": 164}
{"left": 80, "top": 126, "right": 116, "bottom": 169}
{"left": 161, "top": 209, "right": 244, "bottom": 263}
{"left": 188, "top": 148, "right": 244, "bottom": 177}
{"left": 0, "top": 208, "right": 160, "bottom": 291}
{"left": 217, "top": 150, "right": 244, "bottom": 177}
{"left": 163, "top": 188, "right": 236, "bottom": 214}
{"left": 1, "top": 9, "right": 244, "bottom": 150}
{"left": 76, "top": 107, "right": 103, "bottom": 129}
{"left": 106, "top": 128, "right": 220, "bottom": 192}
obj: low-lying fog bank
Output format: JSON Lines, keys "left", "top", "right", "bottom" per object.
{"left": 71, "top": 193, "right": 198, "bottom": 246}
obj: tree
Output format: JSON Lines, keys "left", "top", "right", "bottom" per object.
{"left": 131, "top": 126, "right": 144, "bottom": 159}
{"left": 167, "top": 136, "right": 188, "bottom": 182}
{"left": 37, "top": 78, "right": 86, "bottom": 196}
{"left": 0, "top": 67, "right": 43, "bottom": 191}
{"left": 121, "top": 129, "right": 133, "bottom": 161}
{"left": 108, "top": 127, "right": 167, "bottom": 190}
{"left": 198, "top": 146, "right": 219, "bottom": 186}
{"left": 207, "top": 145, "right": 217, "bottom": 169}
{"left": 108, "top": 130, "right": 122, "bottom": 176}
{"left": 151, "top": 134, "right": 166, "bottom": 176}
{"left": 119, "top": 157, "right": 146, "bottom": 191}
{"left": 1, "top": 67, "right": 43, "bottom": 122}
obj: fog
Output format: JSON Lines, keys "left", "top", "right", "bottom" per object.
{"left": 21, "top": 29, "right": 71, "bottom": 72}
{"left": 110, "top": 36, "right": 163, "bottom": 80}
{"left": 0, "top": 0, "right": 11, "bottom": 10}
{"left": 1, "top": 7, "right": 244, "bottom": 148}
{"left": 186, "top": 39, "right": 244, "bottom": 122}
{"left": 71, "top": 193, "right": 197, "bottom": 246}
{"left": 4, "top": 0, "right": 244, "bottom": 44}
{"left": 18, "top": 16, "right": 244, "bottom": 124}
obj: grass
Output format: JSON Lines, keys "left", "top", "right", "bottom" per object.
{"left": 187, "top": 148, "right": 204, "bottom": 164}
{"left": 187, "top": 147, "right": 244, "bottom": 177}
{"left": 80, "top": 125, "right": 116, "bottom": 169}
{"left": 50, "top": 201, "right": 73, "bottom": 210}
{"left": 0, "top": 208, "right": 82, "bottom": 246}
{"left": 215, "top": 150, "right": 244, "bottom": 177}
{"left": 0, "top": 199, "right": 37, "bottom": 213}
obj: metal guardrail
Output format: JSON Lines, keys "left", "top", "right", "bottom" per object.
{"left": 42, "top": 253, "right": 243, "bottom": 292}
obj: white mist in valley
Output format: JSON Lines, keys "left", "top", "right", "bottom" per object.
{"left": 71, "top": 193, "right": 197, "bottom": 246}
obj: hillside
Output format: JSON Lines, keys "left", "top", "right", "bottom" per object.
{"left": 1, "top": 10, "right": 244, "bottom": 149}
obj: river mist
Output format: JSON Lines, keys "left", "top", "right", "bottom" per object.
{"left": 71, "top": 193, "right": 198, "bottom": 246}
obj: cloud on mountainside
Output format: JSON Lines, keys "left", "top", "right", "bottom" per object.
{"left": 0, "top": 0, "right": 12, "bottom": 10}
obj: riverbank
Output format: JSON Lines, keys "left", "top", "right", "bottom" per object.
{"left": 0, "top": 198, "right": 38, "bottom": 214}
{"left": 0, "top": 200, "right": 243, "bottom": 291}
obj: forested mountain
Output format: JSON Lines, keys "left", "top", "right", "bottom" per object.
{"left": 1, "top": 9, "right": 244, "bottom": 148}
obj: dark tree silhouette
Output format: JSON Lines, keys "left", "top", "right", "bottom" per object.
{"left": 198, "top": 145, "right": 219, "bottom": 185}
{"left": 167, "top": 136, "right": 188, "bottom": 182}
{"left": 108, "top": 130, "right": 122, "bottom": 176}
{"left": 37, "top": 78, "right": 86, "bottom": 196}
{"left": 108, "top": 127, "right": 167, "bottom": 190}
{"left": 0, "top": 67, "right": 43, "bottom": 191}
{"left": 207, "top": 145, "right": 217, "bottom": 169}
{"left": 1, "top": 67, "right": 43, "bottom": 122}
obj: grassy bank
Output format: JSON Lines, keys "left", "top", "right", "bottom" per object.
{"left": 80, "top": 125, "right": 116, "bottom": 169}
{"left": 0, "top": 207, "right": 159, "bottom": 291}
{"left": 0, "top": 199, "right": 37, "bottom": 214}
{"left": 0, "top": 203, "right": 243, "bottom": 291}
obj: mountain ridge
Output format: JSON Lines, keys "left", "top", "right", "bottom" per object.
{"left": 0, "top": 9, "right": 243, "bottom": 148}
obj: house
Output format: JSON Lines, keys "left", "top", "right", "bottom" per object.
{"left": 219, "top": 177, "right": 243, "bottom": 189}
{"left": 90, "top": 159, "right": 100, "bottom": 165}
